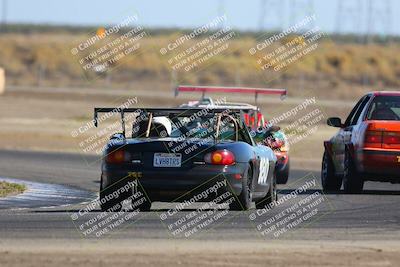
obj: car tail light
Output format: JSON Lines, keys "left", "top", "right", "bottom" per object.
{"left": 106, "top": 149, "right": 127, "bottom": 164}
{"left": 363, "top": 130, "right": 400, "bottom": 148}
{"left": 280, "top": 144, "right": 289, "bottom": 152}
{"left": 364, "top": 131, "right": 383, "bottom": 144}
{"left": 383, "top": 132, "right": 400, "bottom": 144}
{"left": 204, "top": 150, "right": 235, "bottom": 165}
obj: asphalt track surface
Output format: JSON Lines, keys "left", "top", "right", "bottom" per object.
{"left": 0, "top": 149, "right": 399, "bottom": 241}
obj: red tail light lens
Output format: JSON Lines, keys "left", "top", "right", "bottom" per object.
{"left": 106, "top": 149, "right": 127, "bottom": 164}
{"left": 365, "top": 131, "right": 382, "bottom": 143}
{"left": 364, "top": 130, "right": 400, "bottom": 148}
{"left": 383, "top": 132, "right": 400, "bottom": 144}
{"left": 204, "top": 150, "right": 235, "bottom": 165}
{"left": 364, "top": 131, "right": 383, "bottom": 148}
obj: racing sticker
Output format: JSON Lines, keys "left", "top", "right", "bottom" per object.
{"left": 258, "top": 157, "right": 269, "bottom": 185}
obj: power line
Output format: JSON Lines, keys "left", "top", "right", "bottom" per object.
{"left": 289, "top": 0, "right": 315, "bottom": 32}
{"left": 336, "top": 0, "right": 362, "bottom": 35}
{"left": 258, "top": 0, "right": 285, "bottom": 32}
{"left": 366, "top": 0, "right": 392, "bottom": 43}
{"left": 217, "top": 0, "right": 226, "bottom": 29}
{"left": 336, "top": 0, "right": 392, "bottom": 43}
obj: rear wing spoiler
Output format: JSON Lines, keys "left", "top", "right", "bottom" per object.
{"left": 93, "top": 107, "right": 252, "bottom": 138}
{"left": 175, "top": 85, "right": 287, "bottom": 102}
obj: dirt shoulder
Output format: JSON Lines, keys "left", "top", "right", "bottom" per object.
{"left": 0, "top": 239, "right": 398, "bottom": 267}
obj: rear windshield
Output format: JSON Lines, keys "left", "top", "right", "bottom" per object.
{"left": 170, "top": 115, "right": 237, "bottom": 141}
{"left": 131, "top": 112, "right": 250, "bottom": 143}
{"left": 366, "top": 96, "right": 400, "bottom": 121}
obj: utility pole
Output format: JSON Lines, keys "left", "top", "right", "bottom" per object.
{"left": 366, "top": 0, "right": 373, "bottom": 44}
{"left": 1, "top": 0, "right": 7, "bottom": 33}
{"left": 259, "top": 0, "right": 267, "bottom": 31}
{"left": 366, "top": 0, "right": 392, "bottom": 44}
{"left": 258, "top": 0, "right": 285, "bottom": 32}
{"left": 289, "top": 0, "right": 314, "bottom": 32}
{"left": 217, "top": 0, "right": 226, "bottom": 29}
{"left": 336, "top": 0, "right": 362, "bottom": 42}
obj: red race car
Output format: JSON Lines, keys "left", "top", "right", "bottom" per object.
{"left": 322, "top": 91, "right": 400, "bottom": 193}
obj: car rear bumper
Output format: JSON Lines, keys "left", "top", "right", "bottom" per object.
{"left": 102, "top": 163, "right": 248, "bottom": 201}
{"left": 357, "top": 149, "right": 400, "bottom": 181}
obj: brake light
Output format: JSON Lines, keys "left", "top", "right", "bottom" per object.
{"left": 383, "top": 132, "right": 400, "bottom": 144}
{"left": 365, "top": 131, "right": 382, "bottom": 143}
{"left": 106, "top": 149, "right": 127, "bottom": 164}
{"left": 204, "top": 150, "right": 235, "bottom": 165}
{"left": 280, "top": 144, "right": 289, "bottom": 152}
{"left": 363, "top": 130, "right": 400, "bottom": 148}
{"left": 363, "top": 130, "right": 383, "bottom": 148}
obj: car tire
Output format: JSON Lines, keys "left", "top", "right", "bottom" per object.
{"left": 100, "top": 188, "right": 123, "bottom": 212}
{"left": 131, "top": 191, "right": 152, "bottom": 212}
{"left": 229, "top": 165, "right": 252, "bottom": 211}
{"left": 321, "top": 151, "right": 342, "bottom": 192}
{"left": 343, "top": 150, "right": 364, "bottom": 193}
{"left": 255, "top": 172, "right": 277, "bottom": 209}
{"left": 137, "top": 201, "right": 151, "bottom": 211}
{"left": 276, "top": 159, "right": 290, "bottom": 184}
{"left": 99, "top": 178, "right": 124, "bottom": 212}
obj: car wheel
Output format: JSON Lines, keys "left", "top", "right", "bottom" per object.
{"left": 99, "top": 178, "right": 123, "bottom": 212}
{"left": 131, "top": 192, "right": 152, "bottom": 212}
{"left": 276, "top": 159, "right": 289, "bottom": 184}
{"left": 137, "top": 201, "right": 151, "bottom": 211}
{"left": 255, "top": 172, "right": 277, "bottom": 209}
{"left": 321, "top": 151, "right": 342, "bottom": 192}
{"left": 343, "top": 150, "right": 364, "bottom": 193}
{"left": 229, "top": 165, "right": 252, "bottom": 211}
{"left": 100, "top": 189, "right": 122, "bottom": 212}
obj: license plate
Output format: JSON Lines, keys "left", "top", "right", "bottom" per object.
{"left": 153, "top": 153, "right": 182, "bottom": 167}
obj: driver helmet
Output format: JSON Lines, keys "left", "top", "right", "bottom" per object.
{"left": 151, "top": 116, "right": 172, "bottom": 137}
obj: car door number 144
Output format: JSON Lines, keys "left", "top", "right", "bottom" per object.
{"left": 258, "top": 157, "right": 269, "bottom": 185}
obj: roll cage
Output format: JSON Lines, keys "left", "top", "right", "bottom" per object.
{"left": 94, "top": 107, "right": 256, "bottom": 145}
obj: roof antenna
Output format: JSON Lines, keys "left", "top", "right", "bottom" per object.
{"left": 172, "top": 70, "right": 178, "bottom": 97}
{"left": 120, "top": 110, "right": 126, "bottom": 138}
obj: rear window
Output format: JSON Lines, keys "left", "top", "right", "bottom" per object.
{"left": 170, "top": 115, "right": 238, "bottom": 141}
{"left": 366, "top": 96, "right": 400, "bottom": 121}
{"left": 132, "top": 112, "right": 247, "bottom": 142}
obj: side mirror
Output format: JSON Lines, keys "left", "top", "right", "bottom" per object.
{"left": 327, "top": 117, "right": 342, "bottom": 128}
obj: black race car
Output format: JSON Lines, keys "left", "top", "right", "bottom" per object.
{"left": 94, "top": 107, "right": 278, "bottom": 211}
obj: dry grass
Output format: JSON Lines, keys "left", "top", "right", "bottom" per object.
{"left": 0, "top": 181, "right": 26, "bottom": 197}
{"left": 0, "top": 32, "right": 398, "bottom": 99}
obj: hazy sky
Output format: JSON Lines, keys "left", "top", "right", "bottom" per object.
{"left": 1, "top": 0, "right": 398, "bottom": 35}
